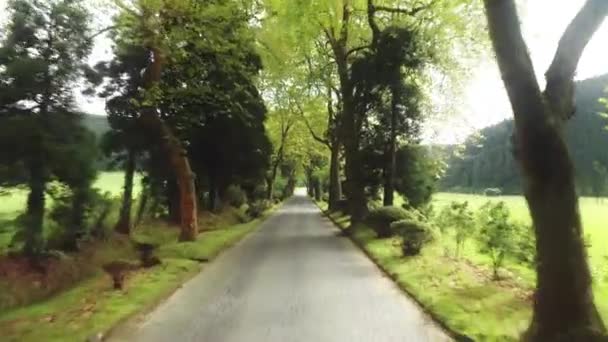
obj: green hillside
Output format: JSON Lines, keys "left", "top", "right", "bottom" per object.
{"left": 441, "top": 74, "right": 608, "bottom": 195}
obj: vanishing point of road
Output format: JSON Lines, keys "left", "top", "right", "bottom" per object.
{"left": 108, "top": 194, "right": 450, "bottom": 342}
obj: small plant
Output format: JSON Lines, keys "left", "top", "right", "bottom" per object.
{"left": 435, "top": 201, "right": 475, "bottom": 258}
{"left": 512, "top": 222, "right": 536, "bottom": 267}
{"left": 366, "top": 206, "right": 412, "bottom": 238}
{"left": 391, "top": 219, "right": 432, "bottom": 256}
{"left": 476, "top": 201, "right": 518, "bottom": 279}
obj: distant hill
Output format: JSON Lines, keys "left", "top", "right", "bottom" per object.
{"left": 81, "top": 114, "right": 110, "bottom": 138}
{"left": 440, "top": 74, "right": 608, "bottom": 196}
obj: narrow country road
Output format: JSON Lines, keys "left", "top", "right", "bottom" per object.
{"left": 108, "top": 194, "right": 450, "bottom": 342}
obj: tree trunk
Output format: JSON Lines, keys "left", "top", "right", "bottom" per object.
{"left": 24, "top": 159, "right": 46, "bottom": 256}
{"left": 335, "top": 52, "right": 367, "bottom": 222}
{"left": 265, "top": 176, "right": 274, "bottom": 201}
{"left": 329, "top": 16, "right": 368, "bottom": 223}
{"left": 166, "top": 179, "right": 181, "bottom": 225}
{"left": 328, "top": 142, "right": 342, "bottom": 211}
{"left": 135, "top": 187, "right": 149, "bottom": 227}
{"left": 383, "top": 89, "right": 398, "bottom": 206}
{"left": 284, "top": 173, "right": 296, "bottom": 198}
{"left": 343, "top": 137, "right": 367, "bottom": 223}
{"left": 314, "top": 179, "right": 322, "bottom": 201}
{"left": 65, "top": 186, "right": 88, "bottom": 251}
{"left": 140, "top": 47, "right": 197, "bottom": 241}
{"left": 522, "top": 126, "right": 604, "bottom": 340}
{"left": 115, "top": 150, "right": 136, "bottom": 235}
{"left": 484, "top": 0, "right": 607, "bottom": 339}
{"left": 266, "top": 157, "right": 280, "bottom": 200}
{"left": 341, "top": 95, "right": 368, "bottom": 222}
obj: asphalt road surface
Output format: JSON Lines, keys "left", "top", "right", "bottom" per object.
{"left": 108, "top": 194, "right": 450, "bottom": 342}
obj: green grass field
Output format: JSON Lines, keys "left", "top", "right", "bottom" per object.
{"left": 0, "top": 172, "right": 142, "bottom": 252}
{"left": 431, "top": 192, "right": 608, "bottom": 272}
{"left": 0, "top": 172, "right": 141, "bottom": 217}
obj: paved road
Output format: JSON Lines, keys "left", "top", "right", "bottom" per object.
{"left": 108, "top": 195, "right": 450, "bottom": 342}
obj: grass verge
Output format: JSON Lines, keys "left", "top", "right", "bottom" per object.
{"left": 316, "top": 200, "right": 530, "bottom": 341}
{"left": 0, "top": 208, "right": 275, "bottom": 342}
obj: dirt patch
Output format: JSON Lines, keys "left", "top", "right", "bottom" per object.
{"left": 441, "top": 255, "right": 533, "bottom": 302}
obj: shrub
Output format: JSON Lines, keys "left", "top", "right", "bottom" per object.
{"left": 366, "top": 206, "right": 412, "bottom": 238}
{"left": 247, "top": 200, "right": 272, "bottom": 218}
{"left": 234, "top": 209, "right": 252, "bottom": 224}
{"left": 512, "top": 222, "right": 536, "bottom": 267}
{"left": 251, "top": 184, "right": 267, "bottom": 201}
{"left": 435, "top": 201, "right": 475, "bottom": 258}
{"left": 224, "top": 185, "right": 247, "bottom": 208}
{"left": 476, "top": 201, "right": 517, "bottom": 279}
{"left": 391, "top": 219, "right": 432, "bottom": 256}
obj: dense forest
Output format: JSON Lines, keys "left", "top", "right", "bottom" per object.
{"left": 441, "top": 74, "right": 608, "bottom": 196}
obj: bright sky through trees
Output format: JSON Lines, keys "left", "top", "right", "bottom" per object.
{"left": 0, "top": 0, "right": 606, "bottom": 144}
{"left": 437, "top": 0, "right": 608, "bottom": 143}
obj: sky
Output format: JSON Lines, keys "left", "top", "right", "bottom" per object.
{"left": 1, "top": 0, "right": 607, "bottom": 144}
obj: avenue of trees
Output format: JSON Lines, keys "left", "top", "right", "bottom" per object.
{"left": 1, "top": 0, "right": 608, "bottom": 340}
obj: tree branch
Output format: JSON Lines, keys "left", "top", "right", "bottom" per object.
{"left": 367, "top": 0, "right": 381, "bottom": 46}
{"left": 295, "top": 103, "right": 331, "bottom": 147}
{"left": 544, "top": 0, "right": 608, "bottom": 121}
{"left": 88, "top": 25, "right": 119, "bottom": 40}
{"left": 346, "top": 44, "right": 371, "bottom": 57}
{"left": 339, "top": 1, "right": 351, "bottom": 45}
{"left": 483, "top": 0, "right": 545, "bottom": 126}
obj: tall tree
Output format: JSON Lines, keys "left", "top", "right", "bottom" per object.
{"left": 483, "top": 0, "right": 608, "bottom": 339}
{"left": 94, "top": 40, "right": 149, "bottom": 235}
{"left": 111, "top": 0, "right": 203, "bottom": 241}
{"left": 0, "top": 0, "right": 93, "bottom": 255}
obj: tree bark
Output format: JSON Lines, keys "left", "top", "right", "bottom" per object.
{"left": 24, "top": 159, "right": 46, "bottom": 256}
{"left": 266, "top": 147, "right": 283, "bottom": 200}
{"left": 140, "top": 47, "right": 197, "bottom": 241}
{"left": 328, "top": 142, "right": 343, "bottom": 211}
{"left": 313, "top": 179, "right": 322, "bottom": 201}
{"left": 65, "top": 186, "right": 88, "bottom": 251}
{"left": 484, "top": 0, "right": 607, "bottom": 339}
{"left": 115, "top": 150, "right": 136, "bottom": 235}
{"left": 266, "top": 175, "right": 275, "bottom": 200}
{"left": 135, "top": 187, "right": 149, "bottom": 227}
{"left": 383, "top": 88, "right": 398, "bottom": 206}
{"left": 166, "top": 179, "right": 181, "bottom": 225}
{"left": 329, "top": 16, "right": 368, "bottom": 223}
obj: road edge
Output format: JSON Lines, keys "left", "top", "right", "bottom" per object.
{"left": 101, "top": 203, "right": 283, "bottom": 341}
{"left": 313, "top": 200, "right": 472, "bottom": 342}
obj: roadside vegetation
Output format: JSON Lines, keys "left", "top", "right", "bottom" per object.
{"left": 317, "top": 191, "right": 608, "bottom": 340}
{"left": 0, "top": 206, "right": 272, "bottom": 341}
